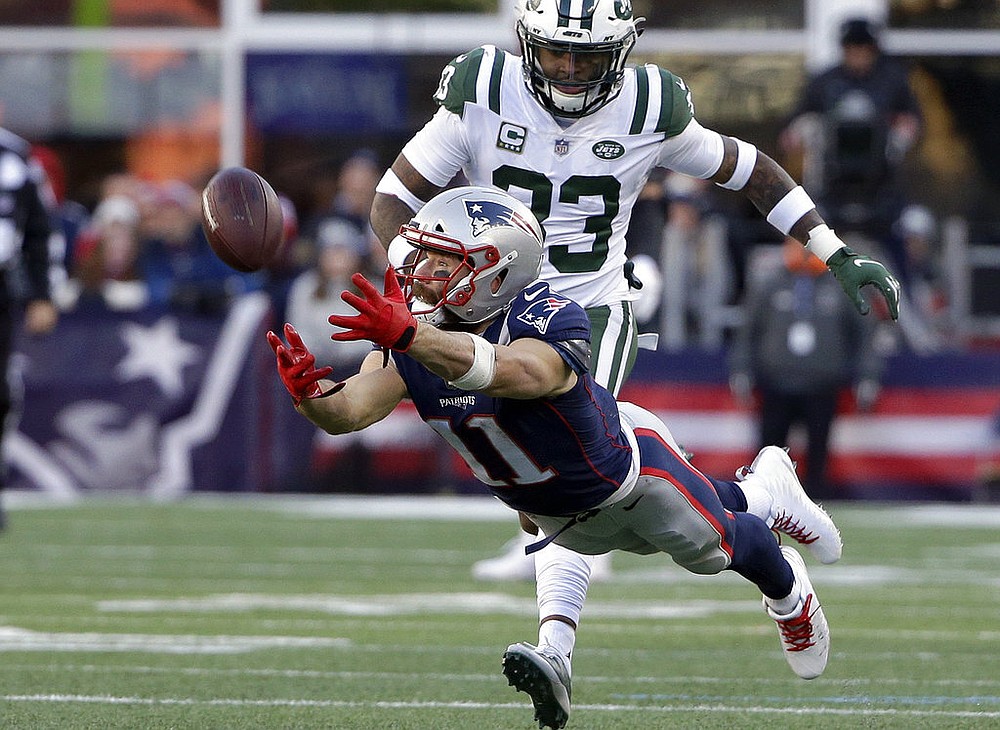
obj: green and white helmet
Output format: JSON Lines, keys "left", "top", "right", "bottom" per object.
{"left": 516, "top": 0, "right": 643, "bottom": 118}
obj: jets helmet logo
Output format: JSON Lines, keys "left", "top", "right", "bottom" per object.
{"left": 614, "top": 0, "right": 633, "bottom": 19}
{"left": 517, "top": 295, "right": 570, "bottom": 335}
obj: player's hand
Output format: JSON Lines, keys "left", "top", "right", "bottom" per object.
{"left": 826, "top": 247, "right": 901, "bottom": 320}
{"left": 328, "top": 267, "right": 417, "bottom": 351}
{"left": 266, "top": 323, "right": 339, "bottom": 407}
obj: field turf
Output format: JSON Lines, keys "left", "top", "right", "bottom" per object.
{"left": 1, "top": 494, "right": 998, "bottom": 729}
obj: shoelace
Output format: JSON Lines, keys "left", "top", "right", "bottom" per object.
{"left": 772, "top": 512, "right": 819, "bottom": 545}
{"left": 776, "top": 594, "right": 817, "bottom": 652}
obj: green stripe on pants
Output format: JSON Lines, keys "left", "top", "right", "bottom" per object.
{"left": 585, "top": 300, "right": 637, "bottom": 397}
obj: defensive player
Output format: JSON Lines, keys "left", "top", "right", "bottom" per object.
{"left": 367, "top": 0, "right": 897, "bottom": 715}
{"left": 270, "top": 187, "right": 840, "bottom": 729}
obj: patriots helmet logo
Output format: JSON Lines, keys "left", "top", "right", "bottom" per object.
{"left": 516, "top": 295, "right": 570, "bottom": 335}
{"left": 464, "top": 199, "right": 523, "bottom": 237}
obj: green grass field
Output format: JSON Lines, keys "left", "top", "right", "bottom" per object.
{"left": 1, "top": 494, "right": 998, "bottom": 729}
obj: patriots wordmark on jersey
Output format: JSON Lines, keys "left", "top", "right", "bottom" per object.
{"left": 391, "top": 282, "right": 633, "bottom": 517}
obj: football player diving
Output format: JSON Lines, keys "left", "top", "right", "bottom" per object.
{"left": 366, "top": 2, "right": 898, "bottom": 727}
{"left": 269, "top": 186, "right": 843, "bottom": 729}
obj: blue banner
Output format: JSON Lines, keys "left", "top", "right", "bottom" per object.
{"left": 10, "top": 295, "right": 277, "bottom": 497}
{"left": 246, "top": 53, "right": 409, "bottom": 134}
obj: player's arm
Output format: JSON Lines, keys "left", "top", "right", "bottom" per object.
{"left": 370, "top": 154, "right": 444, "bottom": 248}
{"left": 409, "top": 325, "right": 577, "bottom": 400}
{"left": 267, "top": 324, "right": 407, "bottom": 435}
{"left": 709, "top": 139, "right": 826, "bottom": 243}
{"left": 326, "top": 269, "right": 577, "bottom": 400}
{"left": 711, "top": 135, "right": 900, "bottom": 319}
{"left": 297, "top": 351, "right": 408, "bottom": 435}
{"left": 659, "top": 116, "right": 900, "bottom": 320}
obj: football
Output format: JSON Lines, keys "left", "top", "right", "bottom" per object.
{"left": 200, "top": 166, "right": 284, "bottom": 272}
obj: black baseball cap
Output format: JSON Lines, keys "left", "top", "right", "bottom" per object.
{"left": 840, "top": 17, "right": 880, "bottom": 47}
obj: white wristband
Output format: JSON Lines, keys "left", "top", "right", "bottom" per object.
{"left": 805, "top": 224, "right": 847, "bottom": 263}
{"left": 765, "top": 185, "right": 815, "bottom": 235}
{"left": 375, "top": 168, "right": 426, "bottom": 213}
{"left": 717, "top": 139, "right": 757, "bottom": 191}
{"left": 447, "top": 332, "right": 497, "bottom": 391}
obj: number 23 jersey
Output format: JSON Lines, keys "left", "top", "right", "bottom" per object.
{"left": 401, "top": 45, "right": 718, "bottom": 310}
{"left": 390, "top": 282, "right": 636, "bottom": 517}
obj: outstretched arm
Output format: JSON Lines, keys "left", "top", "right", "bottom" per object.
{"left": 710, "top": 135, "right": 901, "bottom": 320}
{"left": 267, "top": 323, "right": 407, "bottom": 434}
{"left": 328, "top": 269, "right": 577, "bottom": 400}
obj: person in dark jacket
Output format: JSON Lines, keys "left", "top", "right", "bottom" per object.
{"left": 730, "top": 238, "right": 885, "bottom": 498}
{"left": 779, "top": 16, "right": 922, "bottom": 284}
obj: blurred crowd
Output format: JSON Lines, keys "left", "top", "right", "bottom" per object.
{"left": 35, "top": 143, "right": 955, "bottom": 365}
{"left": 37, "top": 149, "right": 389, "bottom": 377}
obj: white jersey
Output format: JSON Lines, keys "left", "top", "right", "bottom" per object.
{"left": 402, "top": 45, "right": 726, "bottom": 309}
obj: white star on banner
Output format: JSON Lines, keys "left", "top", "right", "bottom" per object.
{"left": 114, "top": 317, "right": 202, "bottom": 398}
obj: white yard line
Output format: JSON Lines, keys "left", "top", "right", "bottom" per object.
{"left": 8, "top": 662, "right": 1000, "bottom": 690}
{"left": 8, "top": 492, "right": 1000, "bottom": 528}
{"left": 2, "top": 694, "right": 998, "bottom": 719}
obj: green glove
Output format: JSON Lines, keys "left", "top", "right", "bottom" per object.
{"left": 826, "top": 246, "right": 901, "bottom": 320}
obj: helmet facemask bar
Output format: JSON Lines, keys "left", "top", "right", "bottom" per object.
{"left": 397, "top": 225, "right": 504, "bottom": 325}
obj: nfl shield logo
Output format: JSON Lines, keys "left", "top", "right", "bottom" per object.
{"left": 554, "top": 138, "right": 570, "bottom": 156}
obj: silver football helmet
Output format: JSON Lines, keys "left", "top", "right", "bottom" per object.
{"left": 516, "top": 0, "right": 643, "bottom": 118}
{"left": 397, "top": 186, "right": 544, "bottom": 326}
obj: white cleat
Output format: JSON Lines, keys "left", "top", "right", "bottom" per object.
{"left": 502, "top": 642, "right": 572, "bottom": 729}
{"left": 764, "top": 546, "right": 831, "bottom": 680}
{"left": 738, "top": 446, "right": 843, "bottom": 564}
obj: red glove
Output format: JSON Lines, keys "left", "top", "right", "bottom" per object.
{"left": 266, "top": 323, "right": 339, "bottom": 406}
{"left": 328, "top": 267, "right": 417, "bottom": 351}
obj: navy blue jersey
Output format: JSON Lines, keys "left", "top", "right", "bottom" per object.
{"left": 392, "top": 283, "right": 633, "bottom": 516}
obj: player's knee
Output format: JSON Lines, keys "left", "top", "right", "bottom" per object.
{"left": 671, "top": 539, "right": 730, "bottom": 575}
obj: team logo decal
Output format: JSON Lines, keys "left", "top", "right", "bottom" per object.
{"left": 554, "top": 138, "right": 570, "bottom": 156}
{"left": 497, "top": 122, "right": 527, "bottom": 153}
{"left": 517, "top": 295, "right": 570, "bottom": 335}
{"left": 464, "top": 199, "right": 528, "bottom": 238}
{"left": 592, "top": 140, "right": 625, "bottom": 159}
{"left": 614, "top": 0, "right": 633, "bottom": 20}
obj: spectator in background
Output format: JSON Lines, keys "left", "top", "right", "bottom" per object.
{"left": 893, "top": 204, "right": 950, "bottom": 348}
{"left": 68, "top": 194, "right": 148, "bottom": 312}
{"left": 286, "top": 217, "right": 371, "bottom": 372}
{"left": 312, "top": 150, "right": 385, "bottom": 278}
{"left": 139, "top": 180, "right": 258, "bottom": 314}
{"left": 284, "top": 216, "right": 375, "bottom": 492}
{"left": 729, "top": 238, "right": 885, "bottom": 499}
{"left": 658, "top": 173, "right": 733, "bottom": 349}
{"left": 780, "top": 16, "right": 922, "bottom": 285}
{"left": 30, "top": 145, "right": 88, "bottom": 274}
{"left": 0, "top": 128, "right": 60, "bottom": 529}
{"left": 262, "top": 194, "right": 304, "bottom": 325}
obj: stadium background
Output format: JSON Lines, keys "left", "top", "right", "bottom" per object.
{"left": 0, "top": 0, "right": 998, "bottom": 502}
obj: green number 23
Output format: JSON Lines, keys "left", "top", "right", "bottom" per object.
{"left": 492, "top": 166, "right": 621, "bottom": 274}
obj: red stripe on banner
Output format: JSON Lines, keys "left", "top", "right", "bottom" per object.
{"left": 620, "top": 383, "right": 738, "bottom": 412}
{"left": 866, "top": 389, "right": 1000, "bottom": 417}
{"left": 829, "top": 453, "right": 990, "bottom": 485}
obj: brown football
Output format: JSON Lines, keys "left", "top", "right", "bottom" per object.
{"left": 200, "top": 167, "right": 284, "bottom": 272}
